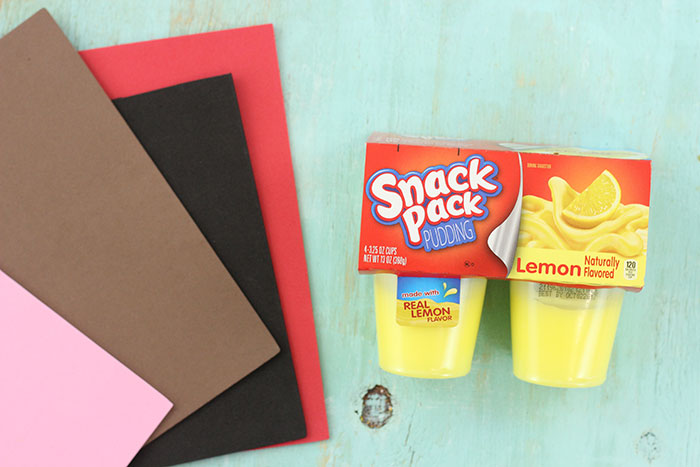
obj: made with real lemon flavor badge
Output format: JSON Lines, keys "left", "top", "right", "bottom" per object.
{"left": 396, "top": 277, "right": 460, "bottom": 327}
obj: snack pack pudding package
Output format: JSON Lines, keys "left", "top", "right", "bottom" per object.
{"left": 358, "top": 134, "right": 651, "bottom": 385}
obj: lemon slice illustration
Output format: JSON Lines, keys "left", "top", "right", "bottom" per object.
{"left": 562, "top": 170, "right": 621, "bottom": 228}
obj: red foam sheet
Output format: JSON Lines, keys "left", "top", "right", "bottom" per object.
{"left": 80, "top": 25, "right": 328, "bottom": 447}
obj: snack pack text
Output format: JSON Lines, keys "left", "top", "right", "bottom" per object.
{"left": 366, "top": 155, "right": 502, "bottom": 252}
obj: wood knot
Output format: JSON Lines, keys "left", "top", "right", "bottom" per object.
{"left": 636, "top": 431, "right": 660, "bottom": 463}
{"left": 360, "top": 385, "right": 393, "bottom": 429}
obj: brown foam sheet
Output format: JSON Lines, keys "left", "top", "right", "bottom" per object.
{"left": 0, "top": 9, "right": 279, "bottom": 440}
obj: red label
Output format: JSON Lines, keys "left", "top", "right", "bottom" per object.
{"left": 359, "top": 136, "right": 652, "bottom": 290}
{"left": 359, "top": 142, "right": 522, "bottom": 278}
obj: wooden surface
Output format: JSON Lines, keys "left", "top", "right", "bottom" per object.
{"left": 2, "top": 1, "right": 699, "bottom": 466}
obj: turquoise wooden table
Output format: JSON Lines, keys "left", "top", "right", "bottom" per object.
{"left": 2, "top": 1, "right": 698, "bottom": 466}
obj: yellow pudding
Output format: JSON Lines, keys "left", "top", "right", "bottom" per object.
{"left": 517, "top": 172, "right": 648, "bottom": 257}
{"left": 510, "top": 281, "right": 624, "bottom": 387}
{"left": 374, "top": 274, "right": 487, "bottom": 378}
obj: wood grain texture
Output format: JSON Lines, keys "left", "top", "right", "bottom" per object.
{"left": 2, "top": 1, "right": 698, "bottom": 466}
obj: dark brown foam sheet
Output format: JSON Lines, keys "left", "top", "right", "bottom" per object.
{"left": 0, "top": 9, "right": 279, "bottom": 441}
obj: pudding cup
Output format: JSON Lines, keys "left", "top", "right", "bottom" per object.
{"left": 510, "top": 281, "right": 624, "bottom": 388}
{"left": 373, "top": 273, "right": 487, "bottom": 379}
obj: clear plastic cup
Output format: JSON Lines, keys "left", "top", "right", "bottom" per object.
{"left": 510, "top": 281, "right": 625, "bottom": 388}
{"left": 373, "top": 274, "right": 487, "bottom": 378}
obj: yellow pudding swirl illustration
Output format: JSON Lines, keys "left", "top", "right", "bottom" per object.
{"left": 518, "top": 171, "right": 648, "bottom": 256}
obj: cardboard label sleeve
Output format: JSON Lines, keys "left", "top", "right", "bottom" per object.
{"left": 359, "top": 133, "right": 651, "bottom": 290}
